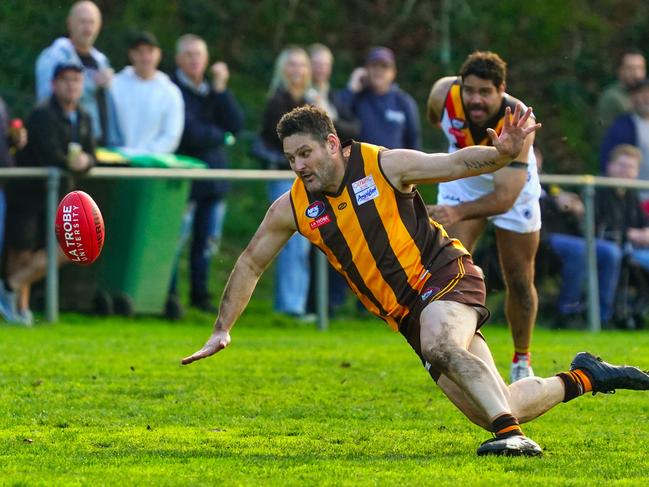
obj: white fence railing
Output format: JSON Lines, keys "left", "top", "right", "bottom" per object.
{"left": 2, "top": 167, "right": 649, "bottom": 331}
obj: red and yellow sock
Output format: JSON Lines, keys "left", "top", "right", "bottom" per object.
{"left": 491, "top": 413, "right": 524, "bottom": 438}
{"left": 556, "top": 369, "right": 593, "bottom": 402}
{"left": 513, "top": 351, "right": 531, "bottom": 364}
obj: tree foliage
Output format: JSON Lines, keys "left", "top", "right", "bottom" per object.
{"left": 1, "top": 0, "right": 648, "bottom": 172}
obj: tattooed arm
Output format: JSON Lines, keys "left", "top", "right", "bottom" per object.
{"left": 426, "top": 107, "right": 538, "bottom": 225}
{"left": 381, "top": 105, "right": 540, "bottom": 193}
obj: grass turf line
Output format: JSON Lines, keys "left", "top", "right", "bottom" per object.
{"left": 1, "top": 312, "right": 648, "bottom": 485}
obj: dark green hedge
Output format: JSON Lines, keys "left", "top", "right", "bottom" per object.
{"left": 2, "top": 0, "right": 648, "bottom": 173}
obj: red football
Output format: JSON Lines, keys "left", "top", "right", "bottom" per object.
{"left": 55, "top": 191, "right": 105, "bottom": 265}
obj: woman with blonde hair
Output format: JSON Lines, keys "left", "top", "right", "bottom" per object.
{"left": 259, "top": 46, "right": 314, "bottom": 319}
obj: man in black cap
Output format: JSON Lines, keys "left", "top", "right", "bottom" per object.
{"left": 1, "top": 62, "right": 95, "bottom": 326}
{"left": 112, "top": 31, "right": 184, "bottom": 153}
{"left": 338, "top": 46, "right": 421, "bottom": 150}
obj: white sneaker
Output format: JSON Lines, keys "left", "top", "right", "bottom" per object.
{"left": 510, "top": 356, "right": 534, "bottom": 383}
{"left": 17, "top": 308, "right": 34, "bottom": 327}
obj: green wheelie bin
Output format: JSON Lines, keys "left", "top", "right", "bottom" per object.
{"left": 59, "top": 151, "right": 206, "bottom": 316}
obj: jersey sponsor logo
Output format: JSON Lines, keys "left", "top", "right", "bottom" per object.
{"left": 352, "top": 175, "right": 379, "bottom": 206}
{"left": 421, "top": 285, "right": 440, "bottom": 301}
{"left": 385, "top": 109, "right": 406, "bottom": 124}
{"left": 355, "top": 186, "right": 379, "bottom": 206}
{"left": 309, "top": 214, "right": 331, "bottom": 229}
{"left": 337, "top": 202, "right": 347, "bottom": 210}
{"left": 306, "top": 200, "right": 326, "bottom": 219}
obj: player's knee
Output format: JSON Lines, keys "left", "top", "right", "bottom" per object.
{"left": 505, "top": 271, "right": 536, "bottom": 299}
{"left": 504, "top": 266, "right": 532, "bottom": 287}
{"left": 422, "top": 341, "right": 458, "bottom": 373}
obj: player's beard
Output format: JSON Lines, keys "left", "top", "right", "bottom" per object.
{"left": 301, "top": 155, "right": 337, "bottom": 193}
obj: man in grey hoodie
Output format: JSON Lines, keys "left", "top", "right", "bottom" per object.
{"left": 36, "top": 1, "right": 119, "bottom": 146}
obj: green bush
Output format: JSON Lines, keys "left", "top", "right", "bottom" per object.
{"left": 2, "top": 0, "right": 649, "bottom": 174}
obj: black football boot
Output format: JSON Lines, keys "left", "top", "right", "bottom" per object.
{"left": 571, "top": 352, "right": 649, "bottom": 394}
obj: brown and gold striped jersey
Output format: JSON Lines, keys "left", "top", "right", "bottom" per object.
{"left": 289, "top": 141, "right": 468, "bottom": 330}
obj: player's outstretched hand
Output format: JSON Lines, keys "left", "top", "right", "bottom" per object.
{"left": 181, "top": 330, "right": 231, "bottom": 365}
{"left": 488, "top": 104, "right": 541, "bottom": 159}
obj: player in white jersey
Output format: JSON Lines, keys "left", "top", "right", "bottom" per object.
{"left": 426, "top": 51, "right": 541, "bottom": 383}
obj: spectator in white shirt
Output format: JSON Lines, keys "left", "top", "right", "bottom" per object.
{"left": 112, "top": 31, "right": 184, "bottom": 154}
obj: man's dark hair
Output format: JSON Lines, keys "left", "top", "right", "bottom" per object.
{"left": 619, "top": 48, "right": 645, "bottom": 67}
{"left": 276, "top": 105, "right": 337, "bottom": 143}
{"left": 459, "top": 51, "right": 507, "bottom": 87}
{"left": 620, "top": 47, "right": 644, "bottom": 59}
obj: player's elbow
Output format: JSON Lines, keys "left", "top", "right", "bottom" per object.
{"left": 426, "top": 106, "right": 438, "bottom": 127}
{"left": 494, "top": 192, "right": 519, "bottom": 214}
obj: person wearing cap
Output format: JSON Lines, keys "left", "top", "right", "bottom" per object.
{"left": 35, "top": 1, "right": 120, "bottom": 146}
{"left": 1, "top": 62, "right": 95, "bottom": 326}
{"left": 600, "top": 78, "right": 649, "bottom": 206}
{"left": 338, "top": 46, "right": 421, "bottom": 150}
{"left": 111, "top": 31, "right": 184, "bottom": 154}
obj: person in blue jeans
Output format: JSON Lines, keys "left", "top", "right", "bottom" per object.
{"left": 596, "top": 145, "right": 649, "bottom": 273}
{"left": 541, "top": 185, "right": 622, "bottom": 325}
{"left": 168, "top": 34, "right": 244, "bottom": 316}
{"left": 258, "top": 46, "right": 313, "bottom": 317}
{"left": 547, "top": 234, "right": 622, "bottom": 322}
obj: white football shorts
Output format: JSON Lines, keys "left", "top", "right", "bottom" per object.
{"left": 437, "top": 178, "right": 541, "bottom": 234}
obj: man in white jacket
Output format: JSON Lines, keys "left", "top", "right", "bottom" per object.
{"left": 112, "top": 31, "right": 184, "bottom": 154}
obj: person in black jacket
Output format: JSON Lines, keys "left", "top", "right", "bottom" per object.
{"left": 168, "top": 34, "right": 244, "bottom": 314}
{"left": 597, "top": 145, "right": 649, "bottom": 271}
{"left": 256, "top": 46, "right": 313, "bottom": 319}
{"left": 534, "top": 147, "right": 623, "bottom": 327}
{"left": 305, "top": 44, "right": 361, "bottom": 315}
{"left": 307, "top": 44, "right": 360, "bottom": 143}
{"left": 0, "top": 62, "right": 95, "bottom": 325}
{"left": 0, "top": 96, "right": 28, "bottom": 258}
{"left": 540, "top": 186, "right": 623, "bottom": 326}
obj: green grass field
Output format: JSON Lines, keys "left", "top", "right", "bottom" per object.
{"left": 1, "top": 308, "right": 648, "bottom": 486}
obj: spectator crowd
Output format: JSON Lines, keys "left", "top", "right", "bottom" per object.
{"left": 1, "top": 0, "right": 648, "bottom": 330}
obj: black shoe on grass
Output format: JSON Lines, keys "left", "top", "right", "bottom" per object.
{"left": 476, "top": 436, "right": 542, "bottom": 457}
{"left": 571, "top": 352, "right": 649, "bottom": 394}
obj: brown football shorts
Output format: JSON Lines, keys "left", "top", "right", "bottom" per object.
{"left": 398, "top": 254, "right": 490, "bottom": 382}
